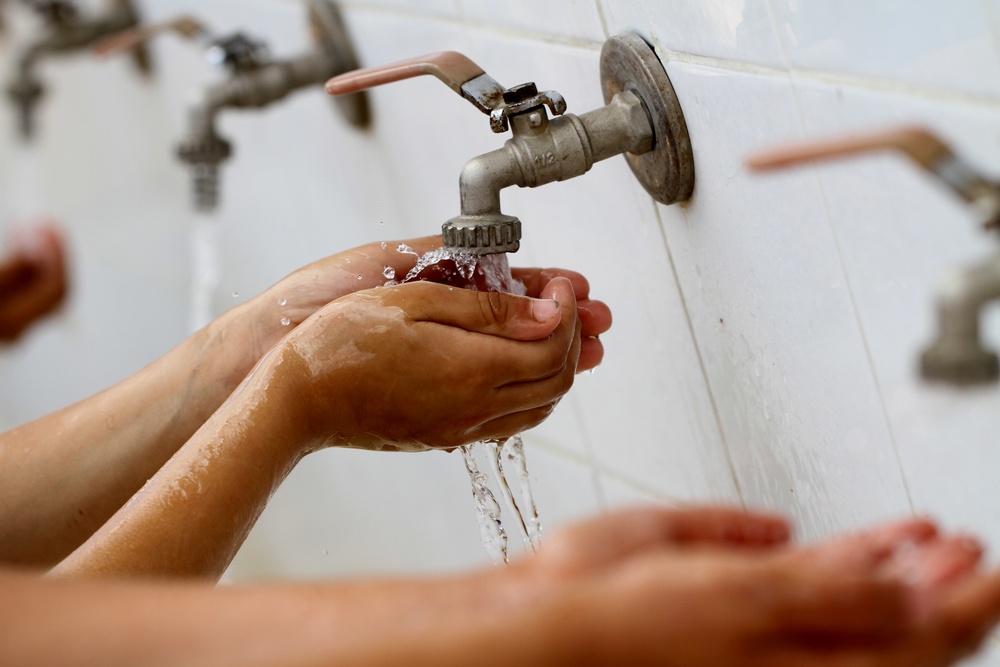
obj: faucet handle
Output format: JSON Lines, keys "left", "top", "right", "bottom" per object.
{"left": 93, "top": 15, "right": 210, "bottom": 58}
{"left": 325, "top": 50, "right": 566, "bottom": 133}
{"left": 747, "top": 126, "right": 1000, "bottom": 229}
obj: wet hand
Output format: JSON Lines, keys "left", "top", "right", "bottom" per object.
{"left": 513, "top": 508, "right": 996, "bottom": 666}
{"left": 264, "top": 275, "right": 582, "bottom": 452}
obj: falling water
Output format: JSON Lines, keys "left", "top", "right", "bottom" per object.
{"left": 190, "top": 213, "right": 222, "bottom": 332}
{"left": 395, "top": 243, "right": 539, "bottom": 564}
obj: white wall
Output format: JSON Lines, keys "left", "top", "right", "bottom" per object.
{"left": 3, "top": 1, "right": 1000, "bottom": 658}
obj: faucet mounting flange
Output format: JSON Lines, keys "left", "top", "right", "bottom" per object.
{"left": 600, "top": 32, "right": 695, "bottom": 205}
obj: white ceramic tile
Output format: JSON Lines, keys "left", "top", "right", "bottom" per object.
{"left": 226, "top": 447, "right": 490, "bottom": 580}
{"left": 458, "top": 0, "right": 607, "bottom": 44}
{"left": 599, "top": 0, "right": 787, "bottom": 69}
{"left": 789, "top": 80, "right": 1000, "bottom": 545}
{"left": 770, "top": 0, "right": 1000, "bottom": 98}
{"left": 661, "top": 62, "right": 913, "bottom": 540}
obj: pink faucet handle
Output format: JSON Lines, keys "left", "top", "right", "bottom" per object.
{"left": 93, "top": 16, "right": 209, "bottom": 58}
{"left": 325, "top": 51, "right": 506, "bottom": 114}
{"left": 746, "top": 126, "right": 954, "bottom": 172}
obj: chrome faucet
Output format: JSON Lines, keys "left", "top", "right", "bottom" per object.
{"left": 99, "top": 1, "right": 370, "bottom": 212}
{"left": 325, "top": 32, "right": 695, "bottom": 255}
{"left": 6, "top": 0, "right": 148, "bottom": 139}
{"left": 748, "top": 126, "right": 1000, "bottom": 386}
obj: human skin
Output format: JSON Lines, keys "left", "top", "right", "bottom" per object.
{"left": 0, "top": 235, "right": 611, "bottom": 567}
{"left": 51, "top": 273, "right": 585, "bottom": 578}
{"left": 0, "top": 223, "right": 68, "bottom": 342}
{"left": 8, "top": 507, "right": 1000, "bottom": 667}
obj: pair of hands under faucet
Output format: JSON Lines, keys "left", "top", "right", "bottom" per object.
{"left": 0, "top": 234, "right": 609, "bottom": 573}
{"left": 3, "top": 234, "right": 1000, "bottom": 665}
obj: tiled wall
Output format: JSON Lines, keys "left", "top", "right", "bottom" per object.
{"left": 3, "top": 1, "right": 1000, "bottom": 655}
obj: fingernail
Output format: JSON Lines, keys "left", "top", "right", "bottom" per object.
{"left": 532, "top": 299, "right": 560, "bottom": 322}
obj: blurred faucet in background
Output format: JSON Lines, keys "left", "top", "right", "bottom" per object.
{"left": 96, "top": 0, "right": 370, "bottom": 212}
{"left": 6, "top": 0, "right": 148, "bottom": 139}
{"left": 748, "top": 126, "right": 1000, "bottom": 386}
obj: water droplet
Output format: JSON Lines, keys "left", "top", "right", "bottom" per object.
{"left": 323, "top": 549, "right": 329, "bottom": 556}
{"left": 397, "top": 243, "right": 417, "bottom": 256}
{"left": 379, "top": 220, "right": 384, "bottom": 225}
{"left": 345, "top": 258, "right": 351, "bottom": 264}
{"left": 231, "top": 291, "right": 239, "bottom": 298}
{"left": 380, "top": 241, "right": 387, "bottom": 250}
{"left": 280, "top": 317, "right": 291, "bottom": 326}
{"left": 357, "top": 274, "right": 363, "bottom": 280}
{"left": 382, "top": 265, "right": 396, "bottom": 280}
{"left": 277, "top": 297, "right": 287, "bottom": 307}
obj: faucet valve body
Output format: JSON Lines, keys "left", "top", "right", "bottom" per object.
{"left": 7, "top": 0, "right": 148, "bottom": 139}
{"left": 325, "top": 32, "right": 695, "bottom": 255}
{"left": 135, "top": 0, "right": 370, "bottom": 212}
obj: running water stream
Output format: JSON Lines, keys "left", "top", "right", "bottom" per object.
{"left": 394, "top": 244, "right": 541, "bottom": 565}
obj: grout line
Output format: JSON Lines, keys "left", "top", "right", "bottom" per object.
{"left": 593, "top": 0, "right": 611, "bottom": 41}
{"left": 652, "top": 202, "right": 747, "bottom": 510}
{"left": 660, "top": 49, "right": 1000, "bottom": 111}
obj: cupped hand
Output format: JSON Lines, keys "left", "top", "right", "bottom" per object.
{"left": 264, "top": 274, "right": 582, "bottom": 452}
{"left": 510, "top": 508, "right": 998, "bottom": 667}
{"left": 229, "top": 236, "right": 611, "bottom": 383}
{"left": 0, "top": 223, "right": 68, "bottom": 342}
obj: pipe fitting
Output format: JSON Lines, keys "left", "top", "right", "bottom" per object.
{"left": 920, "top": 253, "right": 1000, "bottom": 385}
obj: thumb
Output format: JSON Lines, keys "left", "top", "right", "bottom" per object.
{"left": 381, "top": 281, "right": 563, "bottom": 340}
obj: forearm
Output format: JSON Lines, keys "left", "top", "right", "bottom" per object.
{"left": 0, "top": 303, "right": 264, "bottom": 566}
{"left": 0, "top": 566, "right": 579, "bottom": 667}
{"left": 50, "top": 345, "right": 307, "bottom": 579}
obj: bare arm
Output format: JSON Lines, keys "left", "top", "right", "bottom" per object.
{"left": 12, "top": 508, "right": 1000, "bottom": 667}
{"left": 0, "top": 236, "right": 439, "bottom": 566}
{"left": 52, "top": 278, "right": 584, "bottom": 579}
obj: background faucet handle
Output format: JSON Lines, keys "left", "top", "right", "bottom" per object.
{"left": 325, "top": 50, "right": 506, "bottom": 115}
{"left": 747, "top": 126, "right": 1000, "bottom": 228}
{"left": 746, "top": 126, "right": 954, "bottom": 172}
{"left": 92, "top": 15, "right": 210, "bottom": 58}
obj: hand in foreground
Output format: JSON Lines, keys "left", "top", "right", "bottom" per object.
{"left": 516, "top": 507, "right": 995, "bottom": 667}
{"left": 0, "top": 223, "right": 68, "bottom": 342}
{"left": 23, "top": 507, "right": 1000, "bottom": 666}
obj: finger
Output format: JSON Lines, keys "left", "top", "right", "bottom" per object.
{"left": 494, "top": 309, "right": 581, "bottom": 403}
{"left": 652, "top": 506, "right": 791, "bottom": 547}
{"left": 577, "top": 337, "right": 604, "bottom": 373}
{"left": 810, "top": 519, "right": 939, "bottom": 569}
{"left": 886, "top": 534, "right": 983, "bottom": 591}
{"left": 540, "top": 506, "right": 788, "bottom": 577}
{"left": 761, "top": 566, "right": 914, "bottom": 639}
{"left": 578, "top": 299, "right": 612, "bottom": 338}
{"left": 933, "top": 568, "right": 1000, "bottom": 654}
{"left": 378, "top": 281, "right": 565, "bottom": 341}
{"left": 512, "top": 267, "right": 590, "bottom": 301}
{"left": 462, "top": 403, "right": 559, "bottom": 444}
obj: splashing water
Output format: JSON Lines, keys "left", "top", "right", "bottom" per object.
{"left": 397, "top": 243, "right": 538, "bottom": 563}
{"left": 461, "top": 444, "right": 508, "bottom": 565}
